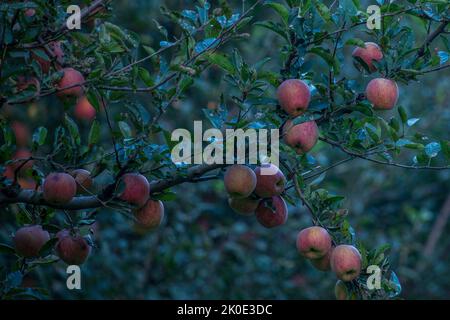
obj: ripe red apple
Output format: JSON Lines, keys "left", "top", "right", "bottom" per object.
{"left": 228, "top": 197, "right": 260, "bottom": 216}
{"left": 56, "top": 232, "right": 91, "bottom": 265}
{"left": 24, "top": 8, "right": 36, "bottom": 17}
{"left": 56, "top": 68, "right": 85, "bottom": 98}
{"left": 330, "top": 244, "right": 362, "bottom": 282}
{"left": 223, "top": 165, "right": 257, "bottom": 198}
{"left": 255, "top": 195, "right": 288, "bottom": 228}
{"left": 118, "top": 173, "right": 150, "bottom": 207}
{"left": 74, "top": 96, "right": 96, "bottom": 121}
{"left": 14, "top": 225, "right": 50, "bottom": 258}
{"left": 43, "top": 172, "right": 77, "bottom": 205}
{"left": 32, "top": 41, "right": 64, "bottom": 73}
{"left": 296, "top": 226, "right": 332, "bottom": 260}
{"left": 335, "top": 280, "right": 349, "bottom": 300}
{"left": 365, "top": 78, "right": 399, "bottom": 110}
{"left": 254, "top": 164, "right": 286, "bottom": 198}
{"left": 283, "top": 120, "right": 319, "bottom": 154}
{"left": 11, "top": 121, "right": 30, "bottom": 147}
{"left": 71, "top": 169, "right": 93, "bottom": 194}
{"left": 133, "top": 199, "right": 164, "bottom": 230}
{"left": 310, "top": 247, "right": 334, "bottom": 271}
{"left": 277, "top": 79, "right": 311, "bottom": 117}
{"left": 352, "top": 42, "right": 383, "bottom": 71}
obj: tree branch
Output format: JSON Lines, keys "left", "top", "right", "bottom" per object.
{"left": 0, "top": 163, "right": 227, "bottom": 210}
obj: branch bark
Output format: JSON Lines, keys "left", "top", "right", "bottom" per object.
{"left": 0, "top": 163, "right": 227, "bottom": 210}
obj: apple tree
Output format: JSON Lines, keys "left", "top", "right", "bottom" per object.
{"left": 0, "top": 0, "right": 449, "bottom": 299}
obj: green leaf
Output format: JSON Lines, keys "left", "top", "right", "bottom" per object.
{"left": 64, "top": 115, "right": 81, "bottom": 145}
{"left": 0, "top": 243, "right": 16, "bottom": 255}
{"left": 32, "top": 127, "right": 47, "bottom": 146}
{"left": 345, "top": 38, "right": 365, "bottom": 47}
{"left": 265, "top": 1, "right": 289, "bottom": 24}
{"left": 308, "top": 47, "right": 340, "bottom": 73}
{"left": 206, "top": 53, "right": 235, "bottom": 74}
{"left": 424, "top": 142, "right": 441, "bottom": 158}
{"left": 138, "top": 67, "right": 155, "bottom": 87}
{"left": 88, "top": 120, "right": 100, "bottom": 146}
{"left": 313, "top": 0, "right": 331, "bottom": 22}
{"left": 38, "top": 238, "right": 59, "bottom": 257}
{"left": 398, "top": 106, "right": 407, "bottom": 124}
{"left": 118, "top": 121, "right": 133, "bottom": 138}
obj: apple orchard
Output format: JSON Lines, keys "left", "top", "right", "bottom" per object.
{"left": 0, "top": 0, "right": 449, "bottom": 299}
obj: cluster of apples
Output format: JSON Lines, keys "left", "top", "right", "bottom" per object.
{"left": 12, "top": 172, "right": 164, "bottom": 265}
{"left": 296, "top": 226, "right": 362, "bottom": 300}
{"left": 16, "top": 40, "right": 96, "bottom": 121}
{"left": 224, "top": 164, "right": 288, "bottom": 228}
{"left": 353, "top": 42, "right": 399, "bottom": 110}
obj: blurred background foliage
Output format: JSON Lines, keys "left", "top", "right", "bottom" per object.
{"left": 0, "top": 0, "right": 448, "bottom": 299}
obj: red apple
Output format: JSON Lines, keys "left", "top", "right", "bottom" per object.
{"left": 11, "top": 121, "right": 30, "bottom": 147}
{"left": 255, "top": 195, "right": 288, "bottom": 228}
{"left": 277, "top": 79, "right": 311, "bottom": 117}
{"left": 296, "top": 226, "right": 332, "bottom": 260}
{"left": 228, "top": 197, "right": 260, "bottom": 216}
{"left": 283, "top": 120, "right": 319, "bottom": 154}
{"left": 330, "top": 245, "right": 362, "bottom": 282}
{"left": 133, "top": 199, "right": 164, "bottom": 230}
{"left": 254, "top": 164, "right": 286, "bottom": 198}
{"left": 335, "top": 280, "right": 349, "bottom": 300}
{"left": 14, "top": 225, "right": 50, "bottom": 258}
{"left": 56, "top": 232, "right": 91, "bottom": 265}
{"left": 310, "top": 247, "right": 334, "bottom": 271}
{"left": 71, "top": 169, "right": 93, "bottom": 194}
{"left": 43, "top": 172, "right": 77, "bottom": 205}
{"left": 223, "top": 165, "right": 257, "bottom": 198}
{"left": 352, "top": 42, "right": 383, "bottom": 71}
{"left": 365, "top": 78, "right": 399, "bottom": 110}
{"left": 118, "top": 173, "right": 150, "bottom": 207}
{"left": 74, "top": 96, "right": 96, "bottom": 121}
{"left": 56, "top": 68, "right": 85, "bottom": 98}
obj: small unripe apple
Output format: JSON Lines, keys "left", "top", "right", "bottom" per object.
{"left": 43, "top": 173, "right": 77, "bottom": 205}
{"left": 310, "top": 247, "right": 334, "bottom": 271}
{"left": 296, "top": 226, "right": 332, "bottom": 260}
{"left": 56, "top": 232, "right": 91, "bottom": 265}
{"left": 352, "top": 42, "right": 383, "bottom": 71}
{"left": 277, "top": 79, "right": 311, "bottom": 117}
{"left": 283, "top": 120, "right": 319, "bottom": 154}
{"left": 255, "top": 195, "right": 288, "bottom": 228}
{"left": 366, "top": 78, "right": 399, "bottom": 110}
{"left": 133, "top": 199, "right": 164, "bottom": 230}
{"left": 74, "top": 96, "right": 96, "bottom": 121}
{"left": 335, "top": 280, "right": 349, "bottom": 300}
{"left": 71, "top": 169, "right": 93, "bottom": 194}
{"left": 254, "top": 164, "right": 286, "bottom": 198}
{"left": 11, "top": 121, "right": 30, "bottom": 147}
{"left": 14, "top": 225, "right": 50, "bottom": 258}
{"left": 330, "top": 245, "right": 362, "bottom": 282}
{"left": 228, "top": 197, "right": 260, "bottom": 216}
{"left": 223, "top": 165, "right": 257, "bottom": 198}
{"left": 118, "top": 173, "right": 150, "bottom": 207}
{"left": 57, "top": 68, "right": 85, "bottom": 98}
